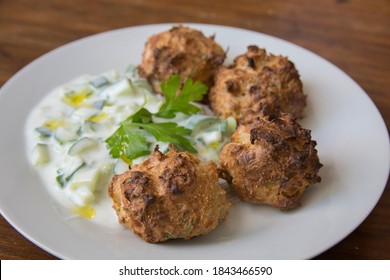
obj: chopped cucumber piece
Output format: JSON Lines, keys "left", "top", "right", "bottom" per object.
{"left": 219, "top": 119, "right": 227, "bottom": 133}
{"left": 101, "top": 103, "right": 140, "bottom": 124}
{"left": 90, "top": 76, "right": 109, "bottom": 88}
{"left": 69, "top": 182, "right": 95, "bottom": 206}
{"left": 100, "top": 78, "right": 134, "bottom": 99}
{"left": 103, "top": 69, "right": 121, "bottom": 83}
{"left": 82, "top": 120, "right": 100, "bottom": 133}
{"left": 70, "top": 162, "right": 113, "bottom": 203}
{"left": 56, "top": 159, "right": 85, "bottom": 188}
{"left": 70, "top": 167, "right": 100, "bottom": 192}
{"left": 35, "top": 126, "right": 53, "bottom": 138}
{"left": 225, "top": 116, "right": 237, "bottom": 134}
{"left": 92, "top": 100, "right": 106, "bottom": 109}
{"left": 68, "top": 137, "right": 99, "bottom": 156}
{"left": 125, "top": 65, "right": 137, "bottom": 77}
{"left": 31, "top": 143, "right": 50, "bottom": 166}
{"left": 132, "top": 80, "right": 153, "bottom": 92}
{"left": 54, "top": 123, "right": 81, "bottom": 144}
{"left": 185, "top": 115, "right": 216, "bottom": 130}
{"left": 197, "top": 131, "right": 223, "bottom": 146}
{"left": 185, "top": 116, "right": 220, "bottom": 136}
{"left": 142, "top": 92, "right": 163, "bottom": 114}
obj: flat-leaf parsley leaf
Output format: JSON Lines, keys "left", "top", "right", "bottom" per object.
{"left": 105, "top": 125, "right": 150, "bottom": 161}
{"left": 137, "top": 122, "right": 196, "bottom": 153}
{"left": 105, "top": 75, "right": 207, "bottom": 161}
{"left": 156, "top": 75, "right": 208, "bottom": 118}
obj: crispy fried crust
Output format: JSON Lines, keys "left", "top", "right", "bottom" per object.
{"left": 109, "top": 146, "right": 230, "bottom": 243}
{"left": 219, "top": 114, "right": 322, "bottom": 210}
{"left": 209, "top": 45, "right": 306, "bottom": 120}
{"left": 138, "top": 26, "right": 226, "bottom": 93}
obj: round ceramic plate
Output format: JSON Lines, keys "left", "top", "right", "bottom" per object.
{"left": 0, "top": 23, "right": 389, "bottom": 259}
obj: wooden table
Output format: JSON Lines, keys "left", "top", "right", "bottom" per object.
{"left": 0, "top": 0, "right": 389, "bottom": 260}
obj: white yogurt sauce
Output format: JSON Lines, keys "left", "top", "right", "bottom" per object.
{"left": 25, "top": 66, "right": 236, "bottom": 228}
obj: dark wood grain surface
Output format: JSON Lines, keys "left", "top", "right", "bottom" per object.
{"left": 0, "top": 0, "right": 389, "bottom": 260}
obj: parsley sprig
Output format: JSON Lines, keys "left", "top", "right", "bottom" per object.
{"left": 156, "top": 75, "right": 208, "bottom": 118}
{"left": 105, "top": 75, "right": 208, "bottom": 163}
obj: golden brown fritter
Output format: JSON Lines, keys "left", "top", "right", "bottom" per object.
{"left": 138, "top": 26, "right": 226, "bottom": 93}
{"left": 109, "top": 146, "right": 230, "bottom": 243}
{"left": 209, "top": 45, "right": 306, "bottom": 121}
{"left": 219, "top": 114, "right": 322, "bottom": 210}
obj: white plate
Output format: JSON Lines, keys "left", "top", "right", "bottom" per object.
{"left": 0, "top": 23, "right": 389, "bottom": 260}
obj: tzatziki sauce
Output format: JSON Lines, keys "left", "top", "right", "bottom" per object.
{"left": 25, "top": 66, "right": 236, "bottom": 228}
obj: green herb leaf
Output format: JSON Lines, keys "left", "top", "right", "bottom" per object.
{"left": 126, "top": 107, "right": 153, "bottom": 124}
{"left": 106, "top": 125, "right": 150, "bottom": 160}
{"left": 105, "top": 75, "right": 206, "bottom": 161}
{"left": 156, "top": 75, "right": 208, "bottom": 118}
{"left": 138, "top": 122, "right": 197, "bottom": 153}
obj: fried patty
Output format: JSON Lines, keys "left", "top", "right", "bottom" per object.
{"left": 138, "top": 26, "right": 226, "bottom": 93}
{"left": 209, "top": 45, "right": 306, "bottom": 121}
{"left": 219, "top": 114, "right": 322, "bottom": 210}
{"left": 109, "top": 146, "right": 230, "bottom": 242}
